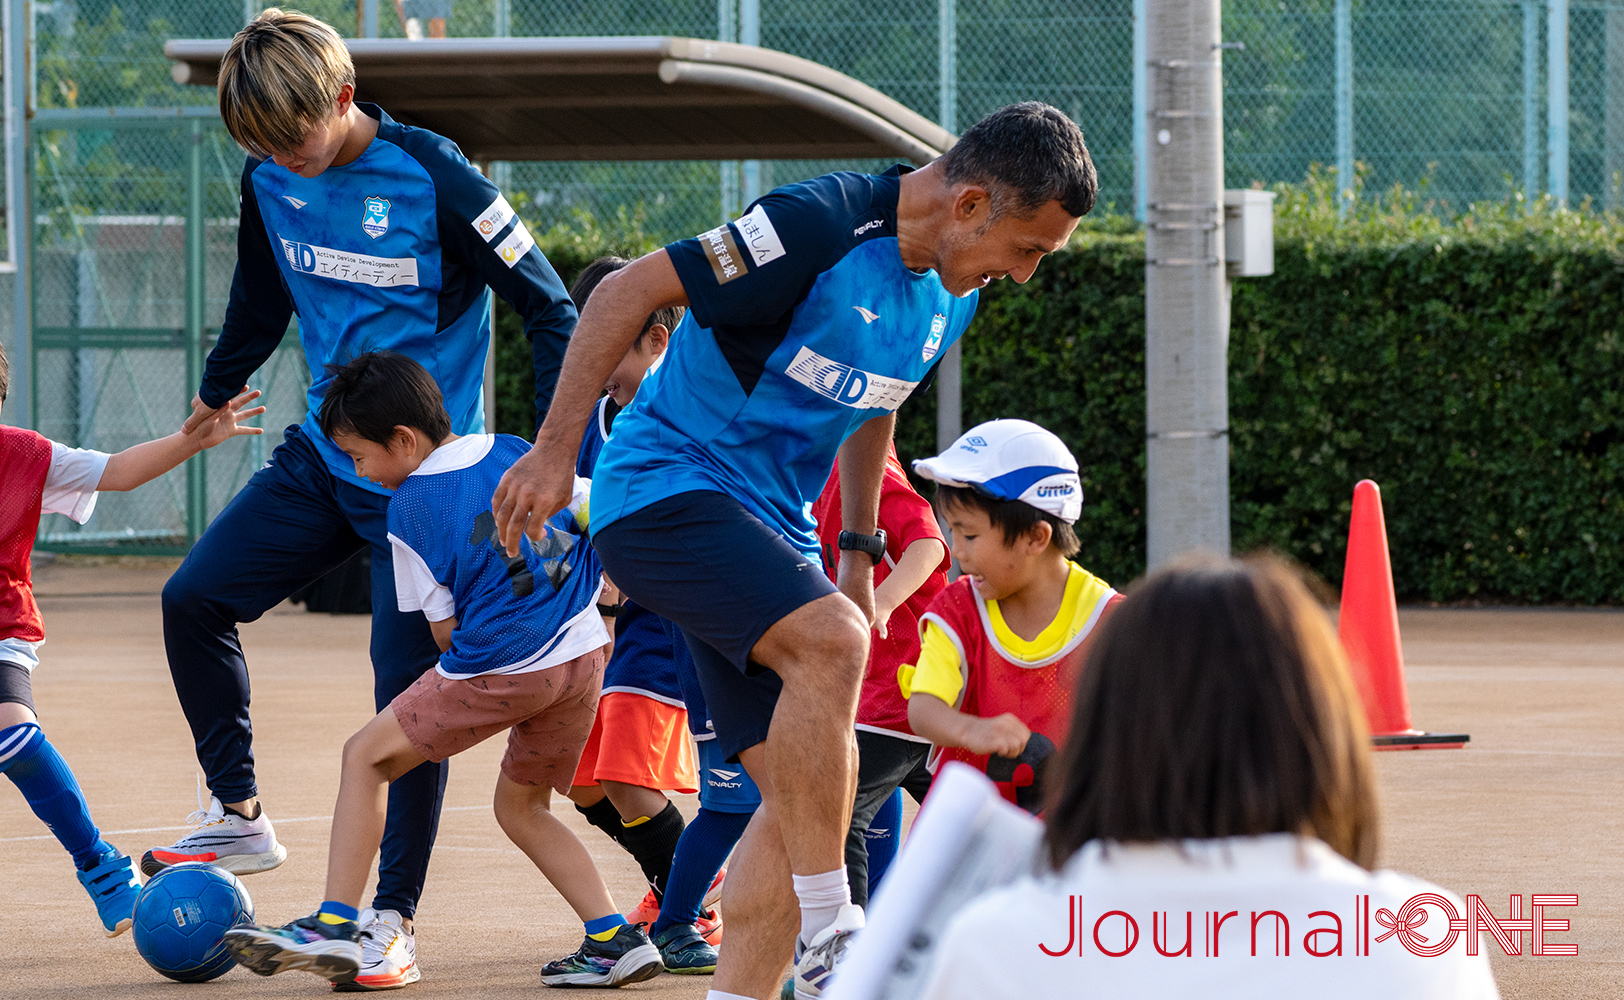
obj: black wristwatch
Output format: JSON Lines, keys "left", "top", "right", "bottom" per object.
{"left": 596, "top": 603, "right": 621, "bottom": 618}
{"left": 837, "top": 529, "right": 887, "bottom": 565}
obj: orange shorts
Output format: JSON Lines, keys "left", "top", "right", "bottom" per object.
{"left": 393, "top": 649, "right": 604, "bottom": 794}
{"left": 571, "top": 692, "right": 698, "bottom": 793}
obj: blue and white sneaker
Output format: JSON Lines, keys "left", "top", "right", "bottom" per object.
{"left": 791, "top": 903, "right": 865, "bottom": 999}
{"left": 76, "top": 847, "right": 141, "bottom": 937}
{"left": 539, "top": 923, "right": 662, "bottom": 987}
{"left": 225, "top": 914, "right": 363, "bottom": 983}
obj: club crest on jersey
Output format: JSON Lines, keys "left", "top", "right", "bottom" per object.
{"left": 361, "top": 197, "right": 390, "bottom": 239}
{"left": 922, "top": 313, "right": 947, "bottom": 362}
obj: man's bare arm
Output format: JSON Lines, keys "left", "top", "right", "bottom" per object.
{"left": 490, "top": 249, "right": 688, "bottom": 556}
{"left": 833, "top": 412, "right": 895, "bottom": 626}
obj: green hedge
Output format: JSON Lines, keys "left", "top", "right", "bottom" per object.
{"left": 498, "top": 193, "right": 1624, "bottom": 603}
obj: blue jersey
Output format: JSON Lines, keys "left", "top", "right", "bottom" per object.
{"left": 577, "top": 395, "right": 683, "bottom": 703}
{"left": 199, "top": 104, "right": 577, "bottom": 495}
{"left": 388, "top": 435, "right": 605, "bottom": 677}
{"left": 589, "top": 167, "right": 978, "bottom": 559}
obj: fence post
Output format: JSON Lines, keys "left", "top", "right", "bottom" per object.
{"left": 185, "top": 120, "right": 207, "bottom": 544}
{"left": 1335, "top": 0, "right": 1353, "bottom": 214}
{"left": 740, "top": 0, "right": 761, "bottom": 205}
{"left": 1134, "top": 0, "right": 1147, "bottom": 222}
{"left": 1606, "top": 7, "right": 1624, "bottom": 207}
{"left": 5, "top": 0, "right": 30, "bottom": 429}
{"left": 1548, "top": 0, "right": 1568, "bottom": 205}
{"left": 936, "top": 0, "right": 961, "bottom": 454}
{"left": 717, "top": 0, "right": 738, "bottom": 221}
{"left": 1524, "top": 1, "right": 1541, "bottom": 198}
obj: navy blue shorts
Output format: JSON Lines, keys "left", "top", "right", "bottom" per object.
{"left": 593, "top": 490, "right": 837, "bottom": 761}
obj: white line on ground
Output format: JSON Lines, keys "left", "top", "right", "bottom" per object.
{"left": 0, "top": 804, "right": 491, "bottom": 843}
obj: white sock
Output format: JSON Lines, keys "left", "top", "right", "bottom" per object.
{"left": 706, "top": 993, "right": 756, "bottom": 1000}
{"left": 793, "top": 868, "right": 852, "bottom": 946}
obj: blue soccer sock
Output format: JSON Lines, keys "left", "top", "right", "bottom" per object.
{"left": 864, "top": 788, "right": 904, "bottom": 897}
{"left": 651, "top": 807, "right": 752, "bottom": 935}
{"left": 0, "top": 723, "right": 111, "bottom": 869}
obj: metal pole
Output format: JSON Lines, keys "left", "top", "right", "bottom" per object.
{"left": 185, "top": 120, "right": 208, "bottom": 543}
{"left": 6, "top": 0, "right": 31, "bottom": 427}
{"left": 493, "top": 0, "right": 509, "bottom": 38}
{"left": 1133, "top": 0, "right": 1147, "bottom": 221}
{"left": 1335, "top": 0, "right": 1353, "bottom": 214}
{"left": 740, "top": 0, "right": 761, "bottom": 205}
{"left": 1144, "top": 0, "right": 1229, "bottom": 568}
{"left": 1548, "top": 0, "right": 1568, "bottom": 205}
{"left": 935, "top": 0, "right": 962, "bottom": 454}
{"left": 1607, "top": 6, "right": 1624, "bottom": 208}
{"left": 1524, "top": 1, "right": 1541, "bottom": 198}
{"left": 363, "top": 0, "right": 380, "bottom": 38}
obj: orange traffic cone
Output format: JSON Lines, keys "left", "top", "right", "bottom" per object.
{"left": 1338, "top": 480, "right": 1468, "bottom": 750}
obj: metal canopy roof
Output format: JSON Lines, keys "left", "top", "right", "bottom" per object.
{"left": 165, "top": 36, "right": 954, "bottom": 164}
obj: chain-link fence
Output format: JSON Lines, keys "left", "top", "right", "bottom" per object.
{"left": 29, "top": 115, "right": 308, "bottom": 551}
{"left": 18, "top": 0, "right": 1624, "bottom": 551}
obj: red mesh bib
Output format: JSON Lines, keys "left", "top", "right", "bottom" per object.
{"left": 0, "top": 425, "right": 53, "bottom": 643}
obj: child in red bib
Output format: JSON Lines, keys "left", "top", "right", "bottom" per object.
{"left": 903, "top": 419, "right": 1121, "bottom": 813}
{"left": 0, "top": 342, "right": 262, "bottom": 935}
{"left": 812, "top": 445, "right": 950, "bottom": 905}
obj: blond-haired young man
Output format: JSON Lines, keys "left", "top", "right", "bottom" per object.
{"left": 147, "top": 9, "right": 577, "bottom": 990}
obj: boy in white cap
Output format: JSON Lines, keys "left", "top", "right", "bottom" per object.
{"left": 903, "top": 419, "right": 1122, "bottom": 812}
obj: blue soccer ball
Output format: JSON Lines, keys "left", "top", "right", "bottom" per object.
{"left": 131, "top": 863, "right": 254, "bottom": 982}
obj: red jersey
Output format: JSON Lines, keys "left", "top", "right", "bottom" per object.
{"left": 813, "top": 449, "right": 950, "bottom": 739}
{"left": 921, "top": 575, "right": 1119, "bottom": 810}
{"left": 0, "top": 425, "right": 54, "bottom": 643}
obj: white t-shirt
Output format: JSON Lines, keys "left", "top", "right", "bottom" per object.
{"left": 0, "top": 442, "right": 111, "bottom": 671}
{"left": 921, "top": 834, "right": 1500, "bottom": 1000}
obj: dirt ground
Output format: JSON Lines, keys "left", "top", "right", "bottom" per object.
{"left": 1, "top": 558, "right": 1620, "bottom": 999}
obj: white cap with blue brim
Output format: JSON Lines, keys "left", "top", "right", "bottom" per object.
{"left": 911, "top": 418, "right": 1083, "bottom": 524}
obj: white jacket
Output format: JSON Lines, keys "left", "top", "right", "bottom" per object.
{"left": 921, "top": 833, "right": 1500, "bottom": 1000}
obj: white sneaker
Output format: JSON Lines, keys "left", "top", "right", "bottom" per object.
{"left": 334, "top": 908, "right": 421, "bottom": 991}
{"left": 791, "top": 903, "right": 865, "bottom": 999}
{"left": 141, "top": 793, "right": 287, "bottom": 877}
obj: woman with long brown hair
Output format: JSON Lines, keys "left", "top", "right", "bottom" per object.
{"left": 921, "top": 556, "right": 1497, "bottom": 998}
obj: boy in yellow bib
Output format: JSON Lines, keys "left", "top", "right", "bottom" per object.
{"left": 902, "top": 420, "right": 1121, "bottom": 812}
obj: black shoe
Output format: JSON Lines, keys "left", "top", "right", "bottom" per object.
{"left": 224, "top": 914, "right": 362, "bottom": 983}
{"left": 652, "top": 922, "right": 718, "bottom": 975}
{"left": 539, "top": 923, "right": 663, "bottom": 987}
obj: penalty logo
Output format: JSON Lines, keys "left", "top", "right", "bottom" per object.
{"left": 362, "top": 196, "right": 390, "bottom": 239}
{"left": 922, "top": 313, "right": 947, "bottom": 362}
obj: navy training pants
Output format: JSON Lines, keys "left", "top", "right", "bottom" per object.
{"left": 161, "top": 424, "right": 446, "bottom": 919}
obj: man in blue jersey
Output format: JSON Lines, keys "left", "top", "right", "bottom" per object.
{"left": 145, "top": 11, "right": 576, "bottom": 990}
{"left": 493, "top": 103, "right": 1097, "bottom": 999}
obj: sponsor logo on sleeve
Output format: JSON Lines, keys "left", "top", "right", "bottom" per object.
{"left": 735, "top": 204, "right": 786, "bottom": 267}
{"left": 472, "top": 193, "right": 515, "bottom": 242}
{"left": 783, "top": 346, "right": 919, "bottom": 411}
{"left": 922, "top": 313, "right": 947, "bottom": 362}
{"left": 853, "top": 218, "right": 885, "bottom": 237}
{"left": 495, "top": 220, "right": 536, "bottom": 268}
{"left": 279, "top": 239, "right": 418, "bottom": 287}
{"left": 700, "top": 223, "right": 747, "bottom": 285}
{"left": 361, "top": 197, "right": 390, "bottom": 239}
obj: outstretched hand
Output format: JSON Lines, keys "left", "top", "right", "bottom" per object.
{"left": 491, "top": 441, "right": 574, "bottom": 557}
{"left": 183, "top": 387, "right": 266, "bottom": 450}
